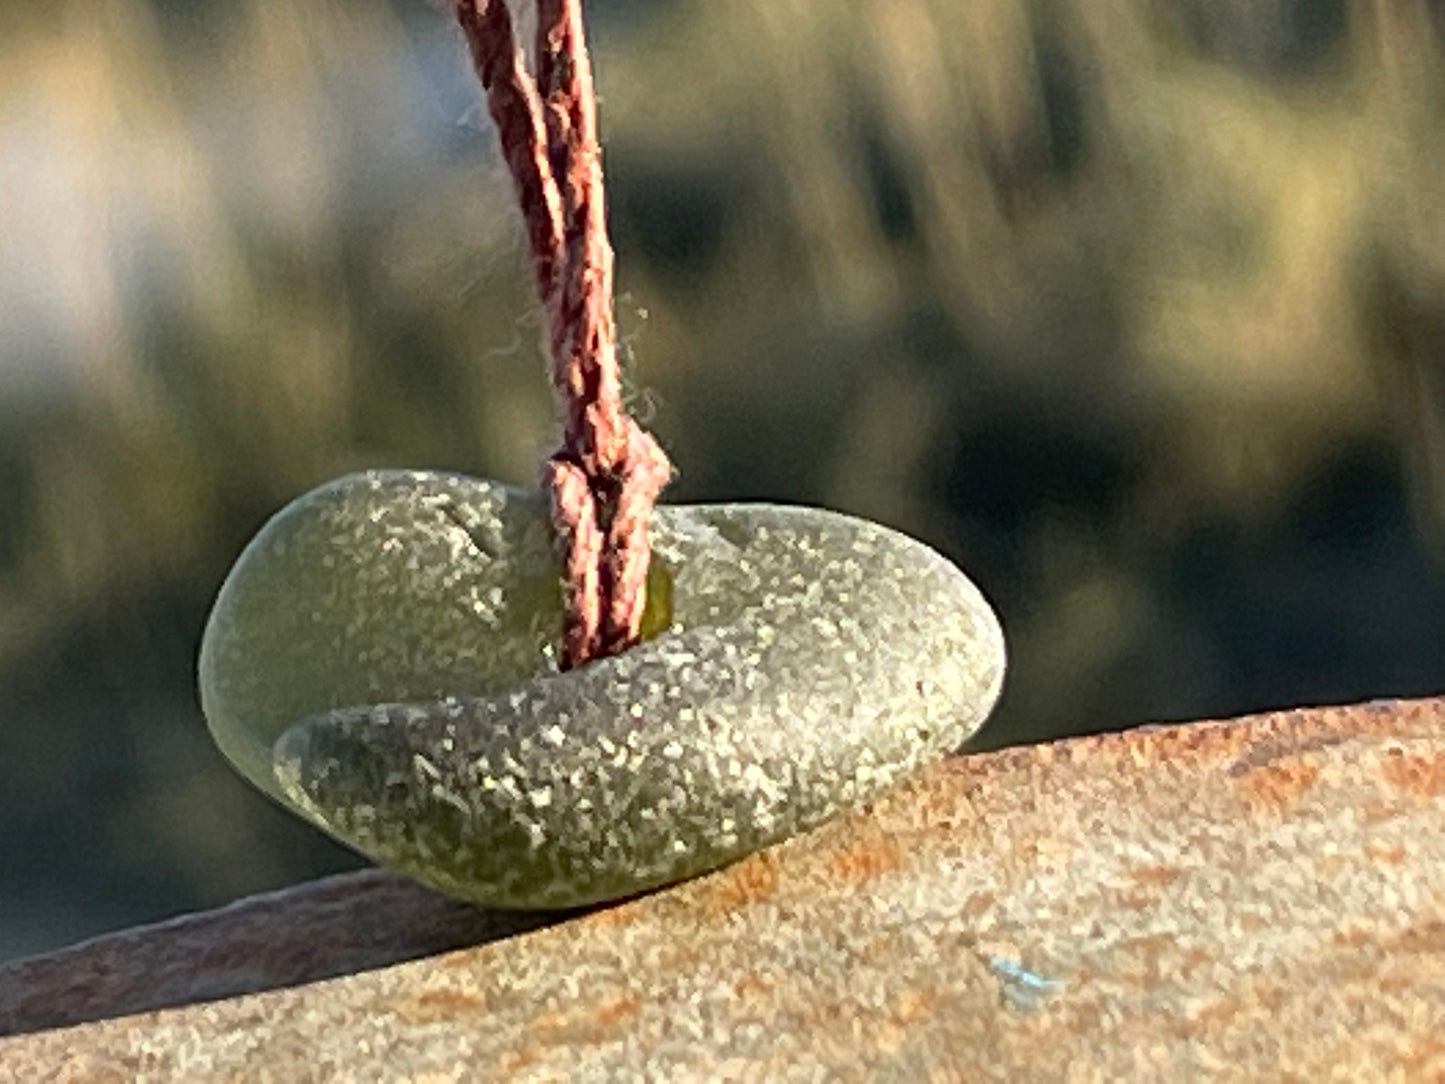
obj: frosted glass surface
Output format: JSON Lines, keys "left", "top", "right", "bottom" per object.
{"left": 200, "top": 470, "right": 1006, "bottom": 908}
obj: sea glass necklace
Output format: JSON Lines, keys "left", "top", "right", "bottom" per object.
{"left": 198, "top": 0, "right": 1006, "bottom": 910}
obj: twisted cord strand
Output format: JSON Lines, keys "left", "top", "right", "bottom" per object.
{"left": 453, "top": 0, "right": 672, "bottom": 669}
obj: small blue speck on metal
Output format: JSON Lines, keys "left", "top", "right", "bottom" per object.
{"left": 988, "top": 956, "right": 1066, "bottom": 1012}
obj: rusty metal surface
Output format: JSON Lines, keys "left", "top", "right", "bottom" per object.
{"left": 0, "top": 871, "right": 570, "bottom": 1037}
{"left": 2, "top": 698, "right": 1443, "bottom": 1081}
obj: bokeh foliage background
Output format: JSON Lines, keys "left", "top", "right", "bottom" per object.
{"left": 3, "top": 0, "right": 1444, "bottom": 959}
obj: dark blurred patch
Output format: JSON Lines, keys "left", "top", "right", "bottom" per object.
{"left": 1167, "top": 444, "right": 1445, "bottom": 713}
{"left": 0, "top": 438, "right": 34, "bottom": 574}
{"left": 612, "top": 164, "right": 738, "bottom": 286}
{"left": 0, "top": 586, "right": 363, "bottom": 956}
{"left": 854, "top": 112, "right": 918, "bottom": 244}
{"left": 939, "top": 407, "right": 1143, "bottom": 539}
{"left": 144, "top": 0, "right": 229, "bottom": 47}
{"left": 1285, "top": 442, "right": 1405, "bottom": 553}
{"left": 1033, "top": 18, "right": 1088, "bottom": 178}
{"left": 1159, "top": 0, "right": 1350, "bottom": 79}
{"left": 357, "top": 308, "right": 478, "bottom": 455}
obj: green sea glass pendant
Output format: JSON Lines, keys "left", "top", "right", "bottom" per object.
{"left": 199, "top": 470, "right": 1006, "bottom": 909}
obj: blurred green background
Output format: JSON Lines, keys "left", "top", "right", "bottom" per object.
{"left": 3, "top": 0, "right": 1444, "bottom": 961}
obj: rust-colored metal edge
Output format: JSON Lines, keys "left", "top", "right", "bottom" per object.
{"left": 1, "top": 696, "right": 1441, "bottom": 1082}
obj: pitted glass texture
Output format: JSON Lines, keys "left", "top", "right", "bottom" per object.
{"left": 199, "top": 470, "right": 1006, "bottom": 908}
